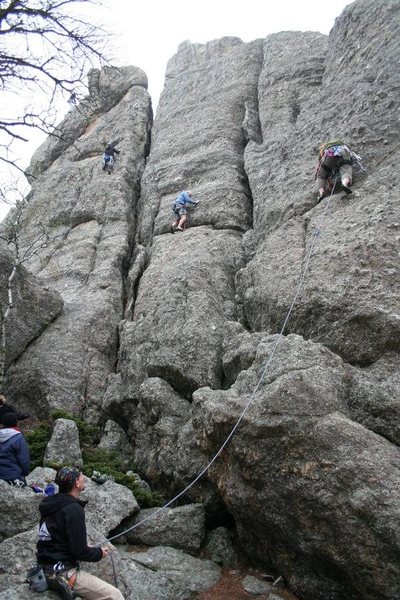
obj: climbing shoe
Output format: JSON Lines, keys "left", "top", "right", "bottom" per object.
{"left": 316, "top": 192, "right": 325, "bottom": 204}
{"left": 342, "top": 185, "right": 352, "bottom": 195}
{"left": 46, "top": 572, "right": 76, "bottom": 599}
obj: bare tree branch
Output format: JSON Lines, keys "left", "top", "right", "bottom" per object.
{"left": 0, "top": 0, "right": 108, "bottom": 193}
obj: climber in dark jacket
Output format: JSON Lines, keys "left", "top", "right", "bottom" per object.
{"left": 102, "top": 141, "right": 120, "bottom": 173}
{"left": 314, "top": 139, "right": 363, "bottom": 203}
{"left": 37, "top": 466, "right": 124, "bottom": 599}
{"left": 0, "top": 412, "right": 30, "bottom": 484}
{"left": 0, "top": 394, "right": 29, "bottom": 423}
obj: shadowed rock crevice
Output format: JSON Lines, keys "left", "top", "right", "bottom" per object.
{"left": 148, "top": 362, "right": 222, "bottom": 402}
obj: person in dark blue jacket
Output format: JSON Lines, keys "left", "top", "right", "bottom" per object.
{"left": 0, "top": 412, "right": 30, "bottom": 485}
{"left": 37, "top": 466, "right": 124, "bottom": 600}
{"left": 171, "top": 190, "right": 199, "bottom": 232}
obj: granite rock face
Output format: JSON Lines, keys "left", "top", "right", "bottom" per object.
{"left": 120, "top": 503, "right": 205, "bottom": 554}
{"left": 239, "top": 4, "right": 400, "bottom": 365}
{"left": 0, "top": 243, "right": 63, "bottom": 368}
{"left": 193, "top": 333, "right": 400, "bottom": 600}
{"left": 3, "top": 1, "right": 400, "bottom": 599}
{"left": 4, "top": 65, "right": 152, "bottom": 420}
{"left": 0, "top": 482, "right": 42, "bottom": 541}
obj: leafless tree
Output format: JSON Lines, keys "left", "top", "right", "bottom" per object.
{"left": 0, "top": 0, "right": 108, "bottom": 198}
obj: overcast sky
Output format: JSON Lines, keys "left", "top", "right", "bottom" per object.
{"left": 0, "top": 0, "right": 352, "bottom": 220}
{"left": 98, "top": 0, "right": 352, "bottom": 108}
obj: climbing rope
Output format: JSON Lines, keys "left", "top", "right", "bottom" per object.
{"left": 106, "top": 179, "right": 338, "bottom": 544}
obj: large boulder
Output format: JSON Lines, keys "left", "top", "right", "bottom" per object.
{"left": 80, "top": 477, "right": 139, "bottom": 536}
{"left": 120, "top": 504, "right": 205, "bottom": 554}
{"left": 44, "top": 418, "right": 83, "bottom": 467}
{"left": 128, "top": 546, "right": 221, "bottom": 596}
{"left": 193, "top": 334, "right": 400, "bottom": 600}
{"left": 112, "top": 377, "right": 222, "bottom": 516}
{"left": 0, "top": 482, "right": 42, "bottom": 542}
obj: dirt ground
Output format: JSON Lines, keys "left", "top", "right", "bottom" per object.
{"left": 194, "top": 568, "right": 299, "bottom": 600}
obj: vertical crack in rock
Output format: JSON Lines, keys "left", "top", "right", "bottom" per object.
{"left": 118, "top": 36, "right": 264, "bottom": 398}
{"left": 239, "top": 21, "right": 400, "bottom": 365}
{"left": 111, "top": 37, "right": 265, "bottom": 514}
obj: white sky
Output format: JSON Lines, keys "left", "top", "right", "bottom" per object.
{"left": 99, "top": 0, "right": 352, "bottom": 108}
{"left": 0, "top": 0, "right": 352, "bottom": 220}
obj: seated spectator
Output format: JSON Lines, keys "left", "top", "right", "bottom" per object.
{"left": 0, "top": 394, "right": 29, "bottom": 424}
{"left": 0, "top": 412, "right": 30, "bottom": 485}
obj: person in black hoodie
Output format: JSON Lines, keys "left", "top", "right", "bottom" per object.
{"left": 37, "top": 466, "right": 124, "bottom": 600}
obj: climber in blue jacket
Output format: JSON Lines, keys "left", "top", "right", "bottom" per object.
{"left": 171, "top": 190, "right": 199, "bottom": 232}
{"left": 0, "top": 412, "right": 30, "bottom": 485}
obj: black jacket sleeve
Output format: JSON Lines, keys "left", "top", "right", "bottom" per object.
{"left": 64, "top": 503, "right": 102, "bottom": 563}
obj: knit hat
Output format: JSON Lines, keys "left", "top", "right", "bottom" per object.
{"left": 55, "top": 466, "right": 81, "bottom": 492}
{"left": 1, "top": 412, "right": 17, "bottom": 427}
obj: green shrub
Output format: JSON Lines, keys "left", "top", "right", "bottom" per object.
{"left": 26, "top": 413, "right": 163, "bottom": 508}
{"left": 81, "top": 447, "right": 164, "bottom": 508}
{"left": 25, "top": 422, "right": 52, "bottom": 470}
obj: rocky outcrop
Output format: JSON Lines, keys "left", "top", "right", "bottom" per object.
{"left": 0, "top": 475, "right": 224, "bottom": 600}
{"left": 4, "top": 66, "right": 152, "bottom": 420}
{"left": 119, "top": 503, "right": 205, "bottom": 553}
{"left": 0, "top": 481, "right": 42, "bottom": 541}
{"left": 239, "top": 6, "right": 400, "bottom": 365}
{"left": 2, "top": 1, "right": 400, "bottom": 599}
{"left": 193, "top": 333, "right": 400, "bottom": 600}
{"left": 0, "top": 242, "right": 63, "bottom": 368}
{"left": 127, "top": 546, "right": 221, "bottom": 596}
{"left": 44, "top": 418, "right": 83, "bottom": 467}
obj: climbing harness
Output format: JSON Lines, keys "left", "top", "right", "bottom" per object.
{"left": 106, "top": 181, "right": 338, "bottom": 544}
